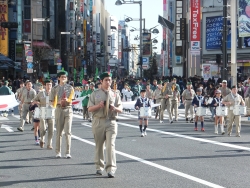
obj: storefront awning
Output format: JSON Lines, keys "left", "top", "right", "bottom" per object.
{"left": 33, "top": 41, "right": 51, "bottom": 49}
{"left": 0, "top": 54, "right": 15, "bottom": 69}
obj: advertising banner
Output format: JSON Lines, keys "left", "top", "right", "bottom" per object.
{"left": 0, "top": 2, "right": 8, "bottom": 56}
{"left": 190, "top": 0, "right": 200, "bottom": 53}
{"left": 142, "top": 33, "right": 151, "bottom": 56}
{"left": 202, "top": 64, "right": 211, "bottom": 81}
{"left": 239, "top": 0, "right": 250, "bottom": 37}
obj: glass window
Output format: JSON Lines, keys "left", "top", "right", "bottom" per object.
{"left": 24, "top": 7, "right": 31, "bottom": 19}
{"left": 24, "top": 0, "right": 31, "bottom": 5}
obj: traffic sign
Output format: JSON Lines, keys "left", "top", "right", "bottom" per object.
{"left": 27, "top": 68, "right": 33, "bottom": 73}
{"left": 26, "top": 50, "right": 33, "bottom": 56}
{"left": 142, "top": 57, "right": 149, "bottom": 64}
{"left": 26, "top": 56, "right": 33, "bottom": 62}
{"left": 142, "top": 65, "right": 149, "bottom": 70}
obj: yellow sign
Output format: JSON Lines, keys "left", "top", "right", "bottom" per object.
{"left": 244, "top": 62, "right": 250, "bottom": 67}
{"left": 0, "top": 2, "right": 8, "bottom": 56}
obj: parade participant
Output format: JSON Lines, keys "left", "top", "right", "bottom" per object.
{"left": 170, "top": 78, "right": 180, "bottom": 92}
{"left": 121, "top": 83, "right": 128, "bottom": 102}
{"left": 97, "top": 82, "right": 102, "bottom": 89}
{"left": 80, "top": 84, "right": 91, "bottom": 120}
{"left": 160, "top": 80, "right": 173, "bottom": 124}
{"left": 146, "top": 84, "right": 153, "bottom": 99}
{"left": 32, "top": 79, "right": 54, "bottom": 149}
{"left": 132, "top": 80, "right": 142, "bottom": 101}
{"left": 219, "top": 80, "right": 231, "bottom": 127}
{"left": 192, "top": 88, "right": 207, "bottom": 131}
{"left": 50, "top": 70, "right": 74, "bottom": 158}
{"left": 170, "top": 83, "right": 180, "bottom": 121}
{"left": 88, "top": 72, "right": 122, "bottom": 178}
{"left": 0, "top": 81, "right": 12, "bottom": 117}
{"left": 17, "top": 80, "right": 37, "bottom": 132}
{"left": 244, "top": 77, "right": 250, "bottom": 115}
{"left": 124, "top": 86, "right": 133, "bottom": 102}
{"left": 182, "top": 82, "right": 196, "bottom": 123}
{"left": 151, "top": 79, "right": 158, "bottom": 92}
{"left": 88, "top": 82, "right": 95, "bottom": 122}
{"left": 29, "top": 102, "right": 40, "bottom": 145}
{"left": 210, "top": 90, "right": 225, "bottom": 135}
{"left": 135, "top": 89, "right": 151, "bottom": 137}
{"left": 15, "top": 81, "right": 25, "bottom": 118}
{"left": 153, "top": 81, "right": 162, "bottom": 119}
{"left": 222, "top": 86, "right": 245, "bottom": 137}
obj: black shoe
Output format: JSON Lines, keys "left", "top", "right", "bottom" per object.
{"left": 89, "top": 119, "right": 92, "bottom": 122}
{"left": 31, "top": 127, "right": 34, "bottom": 131}
{"left": 96, "top": 170, "right": 103, "bottom": 176}
{"left": 186, "top": 118, "right": 188, "bottom": 123}
{"left": 25, "top": 121, "right": 29, "bottom": 124}
{"left": 108, "top": 172, "right": 115, "bottom": 178}
{"left": 170, "top": 120, "right": 173, "bottom": 124}
{"left": 190, "top": 118, "right": 194, "bottom": 123}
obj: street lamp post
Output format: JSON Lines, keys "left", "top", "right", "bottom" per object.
{"left": 115, "top": 0, "right": 143, "bottom": 78}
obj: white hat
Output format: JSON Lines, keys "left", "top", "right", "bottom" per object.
{"left": 222, "top": 80, "right": 227, "bottom": 83}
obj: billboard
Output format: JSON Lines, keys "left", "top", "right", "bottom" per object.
{"left": 190, "top": 0, "right": 200, "bottom": 53}
{"left": 142, "top": 33, "right": 151, "bottom": 56}
{"left": 0, "top": 2, "right": 8, "bottom": 56}
{"left": 238, "top": 0, "right": 250, "bottom": 37}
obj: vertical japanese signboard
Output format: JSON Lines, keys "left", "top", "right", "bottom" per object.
{"left": 190, "top": 0, "right": 200, "bottom": 54}
{"left": 0, "top": 1, "right": 8, "bottom": 56}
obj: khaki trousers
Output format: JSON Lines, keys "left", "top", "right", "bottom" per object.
{"left": 160, "top": 99, "right": 172, "bottom": 121}
{"left": 227, "top": 110, "right": 241, "bottom": 135}
{"left": 40, "top": 118, "right": 54, "bottom": 147}
{"left": 20, "top": 103, "right": 32, "bottom": 129}
{"left": 55, "top": 107, "right": 73, "bottom": 155}
{"left": 92, "top": 117, "right": 117, "bottom": 174}
{"left": 155, "top": 99, "right": 161, "bottom": 119}
{"left": 185, "top": 100, "right": 194, "bottom": 119}
{"left": 83, "top": 106, "right": 89, "bottom": 119}
{"left": 171, "top": 100, "right": 178, "bottom": 119}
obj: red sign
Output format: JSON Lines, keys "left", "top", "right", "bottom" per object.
{"left": 190, "top": 0, "right": 200, "bottom": 51}
{"left": 24, "top": 20, "right": 31, "bottom": 33}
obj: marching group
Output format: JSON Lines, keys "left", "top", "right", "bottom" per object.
{"left": 1, "top": 73, "right": 250, "bottom": 178}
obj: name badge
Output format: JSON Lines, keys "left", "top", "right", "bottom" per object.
{"left": 230, "top": 106, "right": 233, "bottom": 110}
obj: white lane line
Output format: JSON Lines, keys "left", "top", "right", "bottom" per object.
{"left": 118, "top": 122, "right": 250, "bottom": 152}
{"left": 72, "top": 128, "right": 224, "bottom": 188}
{"left": 1, "top": 124, "right": 14, "bottom": 132}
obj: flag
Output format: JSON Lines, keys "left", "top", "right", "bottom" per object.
{"left": 0, "top": 95, "right": 19, "bottom": 111}
{"left": 72, "top": 96, "right": 87, "bottom": 105}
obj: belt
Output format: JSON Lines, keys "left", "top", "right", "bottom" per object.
{"left": 24, "top": 102, "right": 31, "bottom": 104}
{"left": 56, "top": 104, "right": 72, "bottom": 108}
{"left": 94, "top": 116, "right": 116, "bottom": 120}
{"left": 186, "top": 99, "right": 192, "bottom": 100}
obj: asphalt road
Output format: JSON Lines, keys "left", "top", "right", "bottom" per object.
{"left": 1, "top": 108, "right": 250, "bottom": 188}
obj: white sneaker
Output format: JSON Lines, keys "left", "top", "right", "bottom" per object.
{"left": 144, "top": 131, "right": 147, "bottom": 136}
{"left": 160, "top": 121, "right": 163, "bottom": 123}
{"left": 65, "top": 154, "right": 72, "bottom": 159}
{"left": 35, "top": 140, "right": 39, "bottom": 145}
{"left": 56, "top": 153, "right": 62, "bottom": 158}
{"left": 141, "top": 132, "right": 144, "bottom": 137}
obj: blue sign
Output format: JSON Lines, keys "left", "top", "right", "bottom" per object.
{"left": 27, "top": 63, "right": 33, "bottom": 69}
{"left": 206, "top": 16, "right": 223, "bottom": 50}
{"left": 206, "top": 16, "right": 236, "bottom": 50}
{"left": 82, "top": 60, "right": 86, "bottom": 66}
{"left": 142, "top": 57, "right": 149, "bottom": 64}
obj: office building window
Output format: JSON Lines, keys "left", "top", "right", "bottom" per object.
{"left": 24, "top": 7, "right": 31, "bottom": 19}
{"left": 24, "top": 0, "right": 30, "bottom": 5}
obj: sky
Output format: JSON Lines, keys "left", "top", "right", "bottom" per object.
{"left": 105, "top": 0, "right": 164, "bottom": 54}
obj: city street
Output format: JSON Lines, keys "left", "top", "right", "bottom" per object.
{"left": 1, "top": 108, "right": 250, "bottom": 188}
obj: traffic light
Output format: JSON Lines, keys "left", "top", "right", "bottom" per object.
{"left": 1, "top": 22, "right": 18, "bottom": 28}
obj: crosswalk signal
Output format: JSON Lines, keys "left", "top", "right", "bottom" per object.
{"left": 1, "top": 22, "right": 18, "bottom": 28}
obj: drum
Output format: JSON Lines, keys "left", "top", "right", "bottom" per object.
{"left": 196, "top": 107, "right": 206, "bottom": 116}
{"left": 207, "top": 97, "right": 213, "bottom": 104}
{"left": 216, "top": 106, "right": 228, "bottom": 116}
{"left": 33, "top": 107, "right": 40, "bottom": 119}
{"left": 40, "top": 107, "right": 55, "bottom": 119}
{"left": 233, "top": 105, "right": 246, "bottom": 116}
{"left": 139, "top": 107, "right": 152, "bottom": 118}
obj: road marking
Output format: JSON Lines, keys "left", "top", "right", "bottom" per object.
{"left": 72, "top": 126, "right": 224, "bottom": 188}
{"left": 1, "top": 124, "right": 14, "bottom": 132}
{"left": 118, "top": 122, "right": 250, "bottom": 152}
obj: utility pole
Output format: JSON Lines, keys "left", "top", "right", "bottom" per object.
{"left": 222, "top": 0, "right": 228, "bottom": 81}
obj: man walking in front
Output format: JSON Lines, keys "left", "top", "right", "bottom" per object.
{"left": 88, "top": 72, "right": 122, "bottom": 178}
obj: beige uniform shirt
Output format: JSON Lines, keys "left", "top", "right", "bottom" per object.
{"left": 182, "top": 89, "right": 195, "bottom": 100}
{"left": 161, "top": 87, "right": 173, "bottom": 100}
{"left": 146, "top": 89, "right": 153, "bottom": 99}
{"left": 50, "top": 84, "right": 74, "bottom": 106}
{"left": 219, "top": 87, "right": 231, "bottom": 98}
{"left": 153, "top": 88, "right": 162, "bottom": 99}
{"left": 223, "top": 93, "right": 244, "bottom": 109}
{"left": 172, "top": 90, "right": 180, "bottom": 101}
{"left": 32, "top": 90, "right": 51, "bottom": 107}
{"left": 88, "top": 89, "right": 122, "bottom": 119}
{"left": 20, "top": 88, "right": 36, "bottom": 103}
